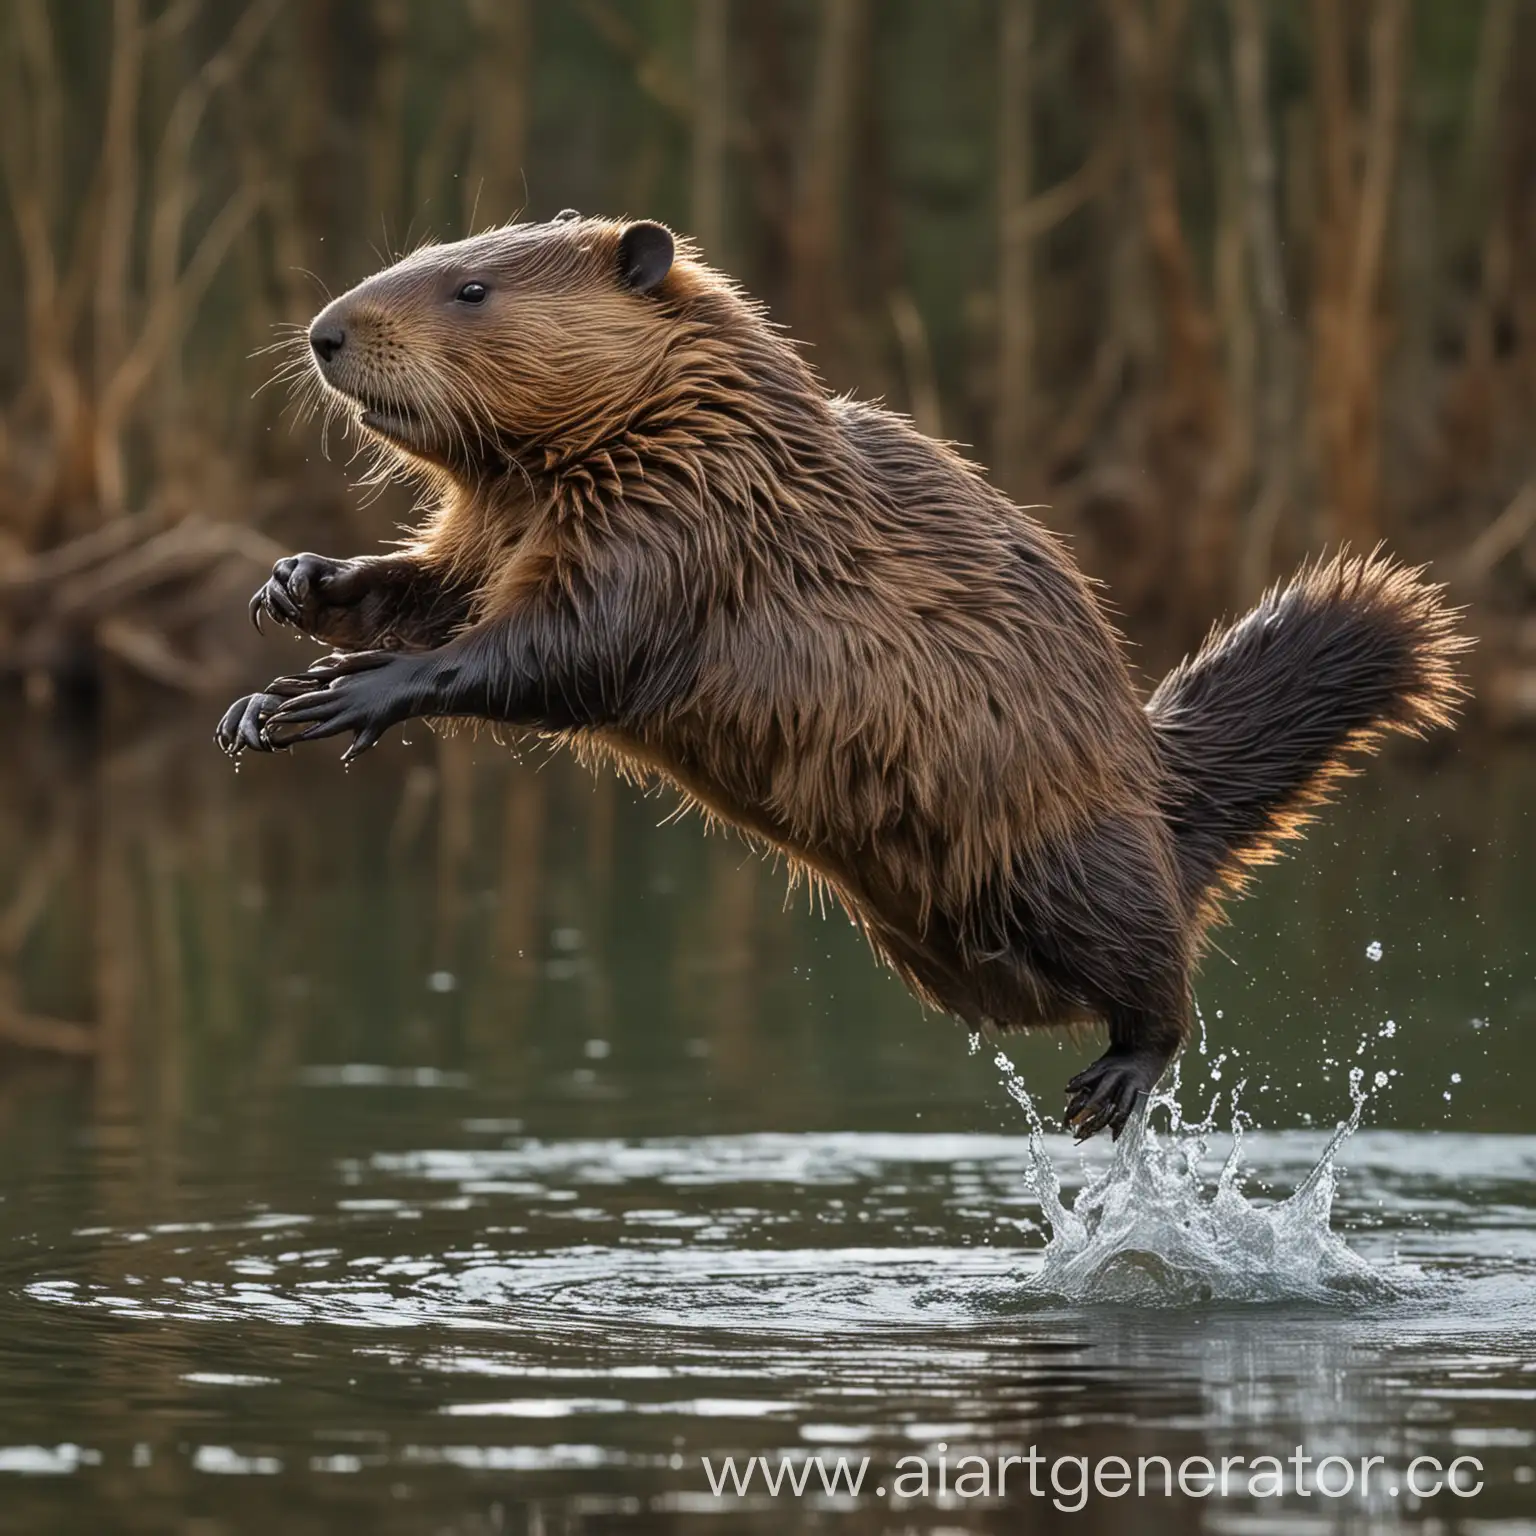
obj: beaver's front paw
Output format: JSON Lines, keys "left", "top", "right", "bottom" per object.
{"left": 1064, "top": 1047, "right": 1168, "bottom": 1142}
{"left": 261, "top": 650, "right": 429, "bottom": 762}
{"left": 215, "top": 674, "right": 317, "bottom": 756}
{"left": 249, "top": 553, "right": 373, "bottom": 640}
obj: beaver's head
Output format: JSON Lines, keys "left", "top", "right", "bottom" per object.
{"left": 301, "top": 214, "right": 683, "bottom": 477}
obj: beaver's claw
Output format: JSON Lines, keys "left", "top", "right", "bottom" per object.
{"left": 249, "top": 552, "right": 351, "bottom": 636}
{"left": 214, "top": 673, "right": 318, "bottom": 756}
{"left": 1064, "top": 1048, "right": 1165, "bottom": 1142}
{"left": 261, "top": 650, "right": 426, "bottom": 763}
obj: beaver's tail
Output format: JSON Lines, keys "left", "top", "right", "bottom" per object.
{"left": 1148, "top": 550, "right": 1469, "bottom": 919}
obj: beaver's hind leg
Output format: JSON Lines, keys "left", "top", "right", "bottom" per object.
{"left": 1063, "top": 1007, "right": 1184, "bottom": 1141}
{"left": 997, "top": 812, "right": 1192, "bottom": 1141}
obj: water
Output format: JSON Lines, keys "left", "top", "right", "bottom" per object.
{"left": 0, "top": 721, "right": 1532, "bottom": 1532}
{"left": 992, "top": 1052, "right": 1391, "bottom": 1308}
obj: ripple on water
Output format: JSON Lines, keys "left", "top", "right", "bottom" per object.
{"left": 12, "top": 1075, "right": 1536, "bottom": 1349}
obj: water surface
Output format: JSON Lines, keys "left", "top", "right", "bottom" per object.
{"left": 0, "top": 722, "right": 1530, "bottom": 1532}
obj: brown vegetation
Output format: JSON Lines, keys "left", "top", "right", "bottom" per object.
{"left": 0, "top": 0, "right": 1531, "bottom": 714}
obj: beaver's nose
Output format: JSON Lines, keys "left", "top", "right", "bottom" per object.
{"left": 309, "top": 320, "right": 346, "bottom": 364}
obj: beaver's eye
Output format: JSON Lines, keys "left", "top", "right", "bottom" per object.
{"left": 456, "top": 281, "right": 488, "bottom": 305}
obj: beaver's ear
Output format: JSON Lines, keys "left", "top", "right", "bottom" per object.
{"left": 553, "top": 208, "right": 581, "bottom": 224}
{"left": 617, "top": 221, "right": 674, "bottom": 294}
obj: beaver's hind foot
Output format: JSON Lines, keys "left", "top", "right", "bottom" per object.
{"left": 1065, "top": 1044, "right": 1173, "bottom": 1142}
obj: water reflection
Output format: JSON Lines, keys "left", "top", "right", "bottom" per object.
{"left": 0, "top": 721, "right": 1530, "bottom": 1531}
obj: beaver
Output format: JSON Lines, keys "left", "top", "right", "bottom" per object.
{"left": 216, "top": 214, "right": 1467, "bottom": 1140}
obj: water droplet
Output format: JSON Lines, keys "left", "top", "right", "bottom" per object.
{"left": 1365, "top": 940, "right": 1383, "bottom": 962}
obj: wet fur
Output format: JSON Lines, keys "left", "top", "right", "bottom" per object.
{"left": 224, "top": 216, "right": 1469, "bottom": 1137}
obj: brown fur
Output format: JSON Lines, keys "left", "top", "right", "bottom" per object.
{"left": 222, "top": 216, "right": 1469, "bottom": 1138}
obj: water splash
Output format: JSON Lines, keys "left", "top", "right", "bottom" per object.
{"left": 997, "top": 1052, "right": 1402, "bottom": 1307}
